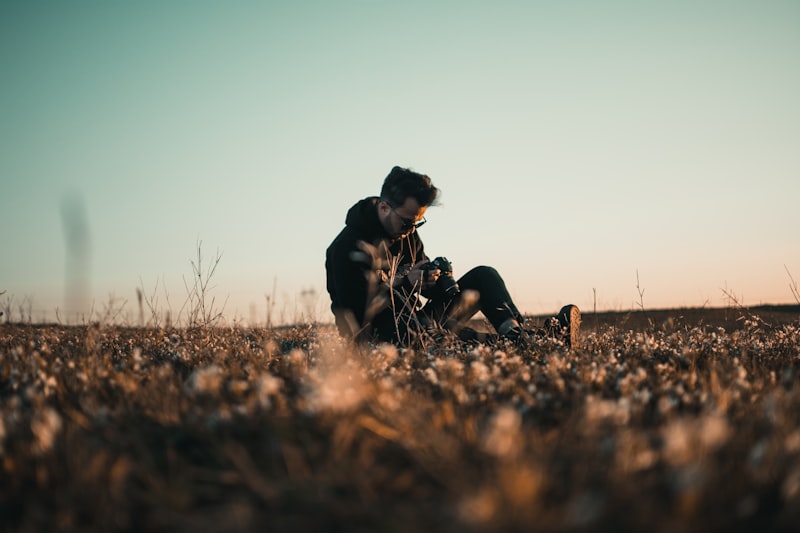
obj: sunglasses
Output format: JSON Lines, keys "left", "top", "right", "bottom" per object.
{"left": 390, "top": 206, "right": 426, "bottom": 230}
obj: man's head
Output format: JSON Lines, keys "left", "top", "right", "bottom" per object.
{"left": 377, "top": 166, "right": 439, "bottom": 238}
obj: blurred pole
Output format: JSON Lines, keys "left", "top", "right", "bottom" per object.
{"left": 60, "top": 193, "right": 92, "bottom": 324}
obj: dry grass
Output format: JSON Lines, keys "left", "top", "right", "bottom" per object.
{"left": 1, "top": 306, "right": 800, "bottom": 532}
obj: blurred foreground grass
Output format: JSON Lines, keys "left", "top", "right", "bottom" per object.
{"left": 1, "top": 306, "right": 800, "bottom": 532}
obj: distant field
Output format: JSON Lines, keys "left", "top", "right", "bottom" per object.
{"left": 553, "top": 304, "right": 800, "bottom": 331}
{"left": 465, "top": 304, "right": 800, "bottom": 336}
{"left": 1, "top": 305, "right": 799, "bottom": 531}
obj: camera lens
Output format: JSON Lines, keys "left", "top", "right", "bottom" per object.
{"left": 437, "top": 274, "right": 460, "bottom": 297}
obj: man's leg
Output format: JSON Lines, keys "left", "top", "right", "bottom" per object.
{"left": 423, "top": 266, "right": 582, "bottom": 346}
{"left": 423, "top": 266, "right": 523, "bottom": 338}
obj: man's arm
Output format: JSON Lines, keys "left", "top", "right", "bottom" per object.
{"left": 327, "top": 239, "right": 376, "bottom": 337}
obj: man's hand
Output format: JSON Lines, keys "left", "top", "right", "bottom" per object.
{"left": 407, "top": 261, "right": 439, "bottom": 290}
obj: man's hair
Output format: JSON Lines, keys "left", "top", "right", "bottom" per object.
{"left": 380, "top": 166, "right": 439, "bottom": 208}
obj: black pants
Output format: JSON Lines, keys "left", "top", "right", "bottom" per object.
{"left": 421, "top": 265, "right": 523, "bottom": 336}
{"left": 372, "top": 265, "right": 522, "bottom": 344}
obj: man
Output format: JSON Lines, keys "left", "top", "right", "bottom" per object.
{"left": 325, "top": 166, "right": 580, "bottom": 346}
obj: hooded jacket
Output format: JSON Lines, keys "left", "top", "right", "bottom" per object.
{"left": 326, "top": 197, "right": 428, "bottom": 342}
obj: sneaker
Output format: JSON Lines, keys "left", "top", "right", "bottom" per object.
{"left": 556, "top": 304, "right": 581, "bottom": 347}
{"left": 458, "top": 326, "right": 497, "bottom": 344}
{"left": 499, "top": 324, "right": 529, "bottom": 347}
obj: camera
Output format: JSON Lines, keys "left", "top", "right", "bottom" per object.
{"left": 420, "top": 256, "right": 460, "bottom": 297}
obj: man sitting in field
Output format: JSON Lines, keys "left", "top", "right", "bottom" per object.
{"left": 325, "top": 165, "right": 580, "bottom": 346}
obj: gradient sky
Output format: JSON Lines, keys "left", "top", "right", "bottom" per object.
{"left": 2, "top": 1, "right": 799, "bottom": 325}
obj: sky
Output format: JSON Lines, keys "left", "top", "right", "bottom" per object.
{"left": 1, "top": 1, "right": 799, "bottom": 325}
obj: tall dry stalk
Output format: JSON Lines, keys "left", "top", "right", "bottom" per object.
{"left": 179, "top": 240, "right": 228, "bottom": 328}
{"left": 635, "top": 270, "right": 653, "bottom": 330}
{"left": 138, "top": 275, "right": 175, "bottom": 328}
{"left": 720, "top": 286, "right": 770, "bottom": 328}
{"left": 786, "top": 265, "right": 800, "bottom": 305}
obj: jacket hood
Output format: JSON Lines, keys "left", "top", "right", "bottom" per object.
{"left": 345, "top": 197, "right": 391, "bottom": 240}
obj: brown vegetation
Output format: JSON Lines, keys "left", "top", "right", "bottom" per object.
{"left": 1, "top": 305, "right": 799, "bottom": 531}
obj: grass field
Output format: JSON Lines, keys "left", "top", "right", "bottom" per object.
{"left": 1, "top": 305, "right": 799, "bottom": 532}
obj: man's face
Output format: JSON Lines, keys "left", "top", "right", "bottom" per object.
{"left": 378, "top": 197, "right": 428, "bottom": 239}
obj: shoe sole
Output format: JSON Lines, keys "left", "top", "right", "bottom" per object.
{"left": 557, "top": 305, "right": 581, "bottom": 348}
{"left": 568, "top": 306, "right": 581, "bottom": 348}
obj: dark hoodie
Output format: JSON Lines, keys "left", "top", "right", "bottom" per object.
{"left": 326, "top": 197, "right": 428, "bottom": 342}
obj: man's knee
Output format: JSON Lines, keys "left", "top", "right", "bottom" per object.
{"left": 473, "top": 265, "right": 499, "bottom": 277}
{"left": 461, "top": 265, "right": 502, "bottom": 286}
